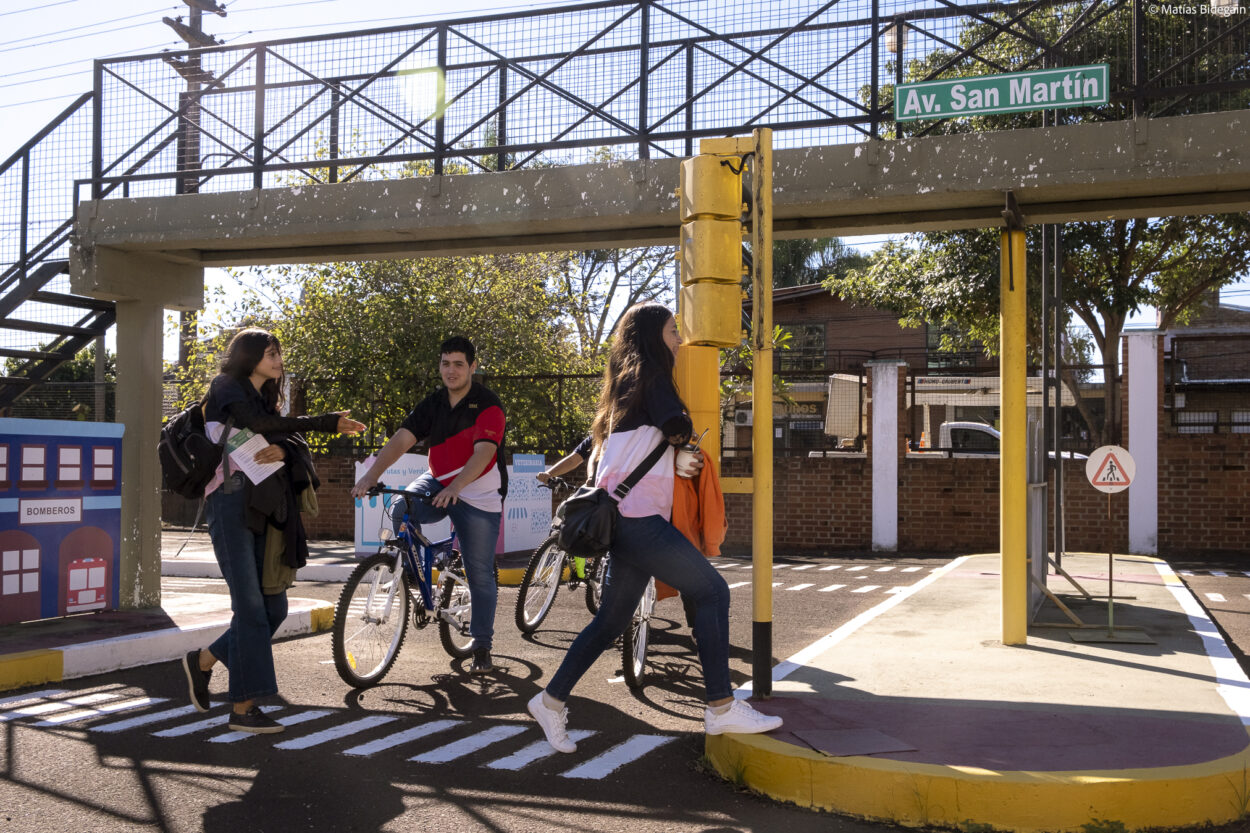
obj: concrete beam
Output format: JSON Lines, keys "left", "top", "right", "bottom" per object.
{"left": 69, "top": 243, "right": 204, "bottom": 310}
{"left": 72, "top": 109, "right": 1250, "bottom": 268}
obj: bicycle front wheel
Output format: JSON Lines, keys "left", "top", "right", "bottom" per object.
{"left": 515, "top": 535, "right": 566, "bottom": 634}
{"left": 622, "top": 578, "right": 656, "bottom": 689}
{"left": 438, "top": 559, "right": 477, "bottom": 659}
{"left": 332, "top": 551, "right": 411, "bottom": 688}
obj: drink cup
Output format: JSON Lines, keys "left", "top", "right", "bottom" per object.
{"left": 675, "top": 444, "right": 701, "bottom": 478}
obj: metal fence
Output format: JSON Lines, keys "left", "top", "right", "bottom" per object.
{"left": 1, "top": 381, "right": 115, "bottom": 422}
{"left": 76, "top": 0, "right": 1250, "bottom": 200}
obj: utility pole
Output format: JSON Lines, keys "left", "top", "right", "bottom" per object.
{"left": 163, "top": 2, "right": 223, "bottom": 370}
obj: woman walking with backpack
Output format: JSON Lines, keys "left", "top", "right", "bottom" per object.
{"left": 527, "top": 303, "right": 782, "bottom": 752}
{"left": 181, "top": 328, "right": 364, "bottom": 733}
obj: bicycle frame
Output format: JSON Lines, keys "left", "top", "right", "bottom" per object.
{"left": 376, "top": 489, "right": 461, "bottom": 624}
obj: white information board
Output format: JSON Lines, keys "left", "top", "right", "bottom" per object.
{"left": 353, "top": 454, "right": 451, "bottom": 552}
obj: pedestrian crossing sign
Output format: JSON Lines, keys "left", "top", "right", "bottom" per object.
{"left": 1086, "top": 445, "right": 1134, "bottom": 494}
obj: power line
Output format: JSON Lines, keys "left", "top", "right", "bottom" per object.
{"left": 0, "top": 0, "right": 75, "bottom": 18}
{"left": 0, "top": 19, "right": 170, "bottom": 55}
{"left": 0, "top": 5, "right": 175, "bottom": 50}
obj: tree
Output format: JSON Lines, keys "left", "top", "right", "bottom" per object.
{"left": 773, "top": 238, "right": 870, "bottom": 288}
{"left": 833, "top": 6, "right": 1250, "bottom": 444}
{"left": 558, "top": 246, "right": 674, "bottom": 356}
{"left": 4, "top": 343, "right": 115, "bottom": 420}
{"left": 178, "top": 252, "right": 597, "bottom": 453}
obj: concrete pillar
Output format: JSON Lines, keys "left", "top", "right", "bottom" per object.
{"left": 115, "top": 297, "right": 167, "bottom": 607}
{"left": 71, "top": 243, "right": 203, "bottom": 609}
{"left": 1126, "top": 332, "right": 1159, "bottom": 555}
{"left": 868, "top": 360, "right": 905, "bottom": 552}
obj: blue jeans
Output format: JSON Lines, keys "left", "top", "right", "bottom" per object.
{"left": 401, "top": 473, "right": 501, "bottom": 652}
{"left": 546, "top": 514, "right": 732, "bottom": 702}
{"left": 205, "top": 475, "right": 288, "bottom": 703}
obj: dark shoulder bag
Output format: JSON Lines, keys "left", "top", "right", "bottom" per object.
{"left": 553, "top": 439, "right": 669, "bottom": 558}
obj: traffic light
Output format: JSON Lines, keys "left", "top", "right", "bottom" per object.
{"left": 677, "top": 154, "right": 746, "bottom": 348}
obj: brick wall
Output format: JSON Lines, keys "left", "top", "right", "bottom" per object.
{"left": 1158, "top": 433, "right": 1250, "bottom": 555}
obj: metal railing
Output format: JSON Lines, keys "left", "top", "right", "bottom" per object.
{"left": 78, "top": 0, "right": 1249, "bottom": 199}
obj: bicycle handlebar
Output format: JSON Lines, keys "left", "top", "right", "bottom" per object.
{"left": 540, "top": 476, "right": 572, "bottom": 492}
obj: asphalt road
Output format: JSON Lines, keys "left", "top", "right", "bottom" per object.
{"left": 1, "top": 554, "right": 950, "bottom": 833}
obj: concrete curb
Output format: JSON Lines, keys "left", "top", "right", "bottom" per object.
{"left": 0, "top": 598, "right": 334, "bottom": 692}
{"left": 705, "top": 729, "right": 1250, "bottom": 832}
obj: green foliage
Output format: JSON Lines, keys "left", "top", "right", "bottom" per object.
{"left": 773, "top": 238, "right": 870, "bottom": 288}
{"left": 720, "top": 326, "right": 794, "bottom": 417}
{"left": 839, "top": 6, "right": 1250, "bottom": 444}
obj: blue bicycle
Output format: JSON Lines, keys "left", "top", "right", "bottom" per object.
{"left": 331, "top": 483, "right": 482, "bottom": 688}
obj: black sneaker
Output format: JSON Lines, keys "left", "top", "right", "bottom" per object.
{"left": 470, "top": 649, "right": 494, "bottom": 674}
{"left": 181, "top": 650, "right": 212, "bottom": 713}
{"left": 228, "top": 706, "right": 285, "bottom": 734}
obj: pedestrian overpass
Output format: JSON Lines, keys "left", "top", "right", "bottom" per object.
{"left": 2, "top": 0, "right": 1248, "bottom": 608}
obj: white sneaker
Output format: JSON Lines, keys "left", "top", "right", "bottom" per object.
{"left": 527, "top": 691, "right": 577, "bottom": 753}
{"left": 704, "top": 699, "right": 784, "bottom": 735}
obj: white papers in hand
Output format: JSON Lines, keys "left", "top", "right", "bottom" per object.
{"left": 225, "top": 427, "right": 284, "bottom": 485}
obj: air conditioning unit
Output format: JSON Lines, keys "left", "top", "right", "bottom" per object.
{"left": 734, "top": 410, "right": 752, "bottom": 426}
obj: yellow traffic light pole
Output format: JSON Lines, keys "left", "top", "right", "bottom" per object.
{"left": 1001, "top": 196, "right": 1028, "bottom": 646}
{"left": 675, "top": 129, "right": 774, "bottom": 698}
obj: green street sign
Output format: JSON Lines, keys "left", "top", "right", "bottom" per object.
{"left": 895, "top": 64, "right": 1109, "bottom": 122}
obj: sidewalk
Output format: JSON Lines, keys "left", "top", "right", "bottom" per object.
{"left": 708, "top": 553, "right": 1250, "bottom": 832}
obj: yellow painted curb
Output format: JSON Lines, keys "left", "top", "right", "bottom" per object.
{"left": 706, "top": 728, "right": 1250, "bottom": 832}
{"left": 0, "top": 649, "right": 64, "bottom": 691}
{"left": 309, "top": 604, "right": 336, "bottom": 633}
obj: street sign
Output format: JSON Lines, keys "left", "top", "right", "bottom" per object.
{"left": 895, "top": 64, "right": 1109, "bottom": 122}
{"left": 1086, "top": 445, "right": 1135, "bottom": 494}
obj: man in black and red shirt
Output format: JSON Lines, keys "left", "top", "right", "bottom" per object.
{"left": 352, "top": 336, "right": 507, "bottom": 673}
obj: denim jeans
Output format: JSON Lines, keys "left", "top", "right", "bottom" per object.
{"left": 205, "top": 474, "right": 288, "bottom": 702}
{"left": 401, "top": 473, "right": 501, "bottom": 652}
{"left": 546, "top": 514, "right": 732, "bottom": 702}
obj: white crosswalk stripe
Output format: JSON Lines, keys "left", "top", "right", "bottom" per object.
{"left": 561, "top": 734, "right": 676, "bottom": 779}
{"left": 790, "top": 565, "right": 814, "bottom": 571}
{"left": 1206, "top": 593, "right": 1227, "bottom": 603}
{"left": 91, "top": 705, "right": 199, "bottom": 733}
{"left": 726, "top": 581, "right": 749, "bottom": 589}
{"left": 486, "top": 730, "right": 596, "bottom": 770}
{"left": 342, "top": 720, "right": 462, "bottom": 757}
{"left": 819, "top": 565, "right": 842, "bottom": 571}
{"left": 845, "top": 566, "right": 868, "bottom": 572}
{"left": 12, "top": 690, "right": 683, "bottom": 781}
{"left": 819, "top": 584, "right": 846, "bottom": 592}
{"left": 787, "top": 584, "right": 814, "bottom": 591}
{"left": 274, "top": 714, "right": 398, "bottom": 750}
{"left": 901, "top": 567, "right": 923, "bottom": 573}
{"left": 852, "top": 585, "right": 881, "bottom": 593}
{"left": 1210, "top": 571, "right": 1229, "bottom": 577}
{"left": 209, "top": 709, "right": 331, "bottom": 744}
{"left": 409, "top": 725, "right": 528, "bottom": 763}
{"left": 874, "top": 566, "right": 895, "bottom": 572}
{"left": 33, "top": 696, "right": 165, "bottom": 727}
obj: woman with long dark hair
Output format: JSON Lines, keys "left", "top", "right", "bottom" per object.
{"left": 181, "top": 328, "right": 364, "bottom": 733}
{"left": 527, "top": 303, "right": 782, "bottom": 752}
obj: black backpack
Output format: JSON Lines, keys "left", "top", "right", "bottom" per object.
{"left": 158, "top": 403, "right": 232, "bottom": 499}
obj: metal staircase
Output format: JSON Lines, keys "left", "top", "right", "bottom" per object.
{"left": 0, "top": 92, "right": 115, "bottom": 414}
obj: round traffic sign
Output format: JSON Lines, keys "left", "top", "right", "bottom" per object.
{"left": 1086, "top": 445, "right": 1135, "bottom": 494}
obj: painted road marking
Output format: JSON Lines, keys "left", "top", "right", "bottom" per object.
{"left": 153, "top": 713, "right": 233, "bottom": 737}
{"left": 561, "top": 734, "right": 676, "bottom": 779}
{"left": 1206, "top": 593, "right": 1227, "bottom": 603}
{"left": 209, "top": 708, "right": 330, "bottom": 743}
{"left": 771, "top": 582, "right": 783, "bottom": 588}
{"left": 901, "top": 567, "right": 923, "bottom": 573}
{"left": 819, "top": 565, "right": 842, "bottom": 571}
{"left": 274, "top": 714, "right": 398, "bottom": 750}
{"left": 875, "top": 566, "right": 895, "bottom": 572}
{"left": 92, "top": 705, "right": 199, "bottom": 733}
{"left": 846, "top": 566, "right": 868, "bottom": 572}
{"left": 726, "top": 582, "right": 749, "bottom": 589}
{"left": 342, "top": 720, "right": 462, "bottom": 757}
{"left": 485, "top": 730, "right": 596, "bottom": 770}
{"left": 819, "top": 585, "right": 846, "bottom": 592}
{"left": 788, "top": 584, "right": 814, "bottom": 591}
{"left": 772, "top": 564, "right": 790, "bottom": 570}
{"left": 852, "top": 585, "right": 881, "bottom": 593}
{"left": 33, "top": 696, "right": 165, "bottom": 727}
{"left": 0, "top": 689, "right": 67, "bottom": 709}
{"left": 1210, "top": 571, "right": 1229, "bottom": 578}
{"left": 409, "top": 725, "right": 528, "bottom": 763}
{"left": 1, "top": 691, "right": 119, "bottom": 722}
{"left": 791, "top": 565, "right": 814, "bottom": 571}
